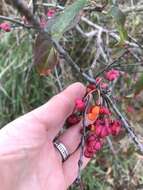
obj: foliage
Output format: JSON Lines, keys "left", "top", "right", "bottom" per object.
{"left": 0, "top": 32, "right": 54, "bottom": 126}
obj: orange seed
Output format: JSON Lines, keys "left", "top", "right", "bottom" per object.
{"left": 88, "top": 113, "right": 96, "bottom": 121}
{"left": 92, "top": 106, "right": 100, "bottom": 115}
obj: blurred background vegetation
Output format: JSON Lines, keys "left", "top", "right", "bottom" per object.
{"left": 1, "top": 0, "right": 143, "bottom": 189}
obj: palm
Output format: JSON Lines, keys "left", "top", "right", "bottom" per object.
{"left": 25, "top": 136, "right": 66, "bottom": 190}
{"left": 0, "top": 83, "right": 89, "bottom": 190}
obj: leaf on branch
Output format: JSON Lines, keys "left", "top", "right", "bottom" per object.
{"left": 109, "top": 5, "right": 128, "bottom": 45}
{"left": 46, "top": 0, "right": 88, "bottom": 41}
{"left": 134, "top": 74, "right": 143, "bottom": 96}
{"left": 33, "top": 32, "right": 59, "bottom": 76}
{"left": 33, "top": 0, "right": 88, "bottom": 75}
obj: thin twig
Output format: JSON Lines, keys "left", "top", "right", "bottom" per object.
{"left": 0, "top": 15, "right": 32, "bottom": 28}
{"left": 52, "top": 39, "right": 97, "bottom": 85}
{"left": 105, "top": 94, "right": 143, "bottom": 153}
{"left": 124, "top": 5, "right": 143, "bottom": 13}
{"left": 36, "top": 3, "right": 64, "bottom": 10}
{"left": 81, "top": 16, "right": 140, "bottom": 48}
{"left": 76, "top": 95, "right": 90, "bottom": 184}
{"left": 54, "top": 66, "right": 63, "bottom": 92}
{"left": 107, "top": 137, "right": 117, "bottom": 155}
{"left": 94, "top": 50, "right": 127, "bottom": 78}
{"left": 12, "top": 0, "right": 40, "bottom": 28}
{"left": 32, "top": 0, "right": 36, "bottom": 14}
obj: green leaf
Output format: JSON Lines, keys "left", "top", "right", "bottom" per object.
{"left": 117, "top": 25, "right": 128, "bottom": 44}
{"left": 134, "top": 74, "right": 143, "bottom": 96}
{"left": 33, "top": 0, "right": 88, "bottom": 75}
{"left": 34, "top": 32, "right": 59, "bottom": 76}
{"left": 46, "top": 0, "right": 88, "bottom": 41}
{"left": 34, "top": 0, "right": 88, "bottom": 76}
{"left": 109, "top": 5, "right": 127, "bottom": 44}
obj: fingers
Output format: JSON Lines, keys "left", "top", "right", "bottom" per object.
{"left": 58, "top": 122, "right": 82, "bottom": 155}
{"left": 63, "top": 148, "right": 91, "bottom": 187}
{"left": 27, "top": 82, "right": 85, "bottom": 140}
{"left": 54, "top": 121, "right": 90, "bottom": 187}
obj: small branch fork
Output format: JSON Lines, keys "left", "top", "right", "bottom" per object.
{"left": 6, "top": 0, "right": 143, "bottom": 181}
{"left": 80, "top": 16, "right": 140, "bottom": 48}
{"left": 12, "top": 0, "right": 40, "bottom": 28}
{"left": 76, "top": 17, "right": 143, "bottom": 72}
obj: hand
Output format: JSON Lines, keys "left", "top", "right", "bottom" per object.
{"left": 0, "top": 83, "right": 90, "bottom": 190}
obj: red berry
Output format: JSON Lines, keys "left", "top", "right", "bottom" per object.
{"left": 75, "top": 99, "right": 85, "bottom": 111}
{"left": 0, "top": 22, "right": 11, "bottom": 32}
{"left": 100, "top": 82, "right": 108, "bottom": 89}
{"left": 66, "top": 114, "right": 80, "bottom": 127}
{"left": 47, "top": 9, "right": 56, "bottom": 18}
{"left": 111, "top": 126, "right": 119, "bottom": 136}
{"left": 86, "top": 145, "right": 96, "bottom": 153}
{"left": 100, "top": 127, "right": 108, "bottom": 138}
{"left": 87, "top": 134, "right": 96, "bottom": 142}
{"left": 95, "top": 77, "right": 102, "bottom": 84}
{"left": 94, "top": 141, "right": 102, "bottom": 151}
{"left": 110, "top": 120, "right": 121, "bottom": 136}
{"left": 84, "top": 149, "right": 94, "bottom": 158}
{"left": 105, "top": 126, "right": 111, "bottom": 135}
{"left": 86, "top": 84, "right": 96, "bottom": 93}
{"left": 95, "top": 125, "right": 102, "bottom": 136}
{"left": 88, "top": 140, "right": 96, "bottom": 148}
{"left": 100, "top": 107, "right": 111, "bottom": 115}
{"left": 105, "top": 69, "right": 120, "bottom": 81}
{"left": 95, "top": 118, "right": 105, "bottom": 125}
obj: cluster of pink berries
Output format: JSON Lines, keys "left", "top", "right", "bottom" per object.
{"left": 84, "top": 117, "right": 121, "bottom": 158}
{"left": 0, "top": 22, "right": 11, "bottom": 32}
{"left": 85, "top": 69, "right": 120, "bottom": 94}
{"left": 66, "top": 83, "right": 122, "bottom": 158}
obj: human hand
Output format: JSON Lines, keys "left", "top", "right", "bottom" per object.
{"left": 0, "top": 83, "right": 90, "bottom": 190}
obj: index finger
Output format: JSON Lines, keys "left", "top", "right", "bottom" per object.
{"left": 28, "top": 82, "right": 86, "bottom": 139}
